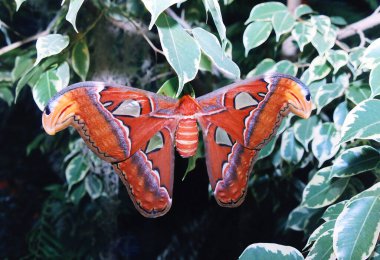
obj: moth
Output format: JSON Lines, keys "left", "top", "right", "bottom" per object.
{"left": 42, "top": 73, "right": 312, "bottom": 218}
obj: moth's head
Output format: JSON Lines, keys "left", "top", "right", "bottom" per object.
{"left": 269, "top": 74, "right": 312, "bottom": 119}
{"left": 42, "top": 91, "right": 79, "bottom": 135}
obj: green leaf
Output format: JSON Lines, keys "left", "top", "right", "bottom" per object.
{"left": 362, "top": 38, "right": 380, "bottom": 69}
{"left": 243, "top": 21, "right": 272, "bottom": 56}
{"left": 15, "top": 0, "right": 26, "bottom": 10}
{"left": 333, "top": 196, "right": 380, "bottom": 260}
{"left": 333, "top": 101, "right": 348, "bottom": 130}
{"left": 247, "top": 58, "right": 275, "bottom": 77}
{"left": 157, "top": 77, "right": 178, "bottom": 98}
{"left": 69, "top": 182, "right": 86, "bottom": 204}
{"left": 331, "top": 16, "right": 347, "bottom": 26}
{"left": 369, "top": 64, "right": 380, "bottom": 97}
{"left": 346, "top": 82, "right": 371, "bottom": 105}
{"left": 245, "top": 2, "right": 287, "bottom": 24}
{"left": 294, "top": 4, "right": 313, "bottom": 18}
{"left": 66, "top": 0, "right": 84, "bottom": 32}
{"left": 311, "top": 28, "right": 336, "bottom": 56}
{"left": 305, "top": 220, "right": 335, "bottom": 249}
{"left": 321, "top": 200, "right": 348, "bottom": 222}
{"left": 280, "top": 128, "right": 304, "bottom": 164}
{"left": 315, "top": 83, "right": 344, "bottom": 113}
{"left": 301, "top": 167, "right": 349, "bottom": 208}
{"left": 56, "top": 62, "right": 70, "bottom": 90}
{"left": 202, "top": 0, "right": 227, "bottom": 47}
{"left": 307, "top": 230, "right": 335, "bottom": 260}
{"left": 309, "top": 56, "right": 332, "bottom": 83}
{"left": 287, "top": 206, "right": 321, "bottom": 231}
{"left": 11, "top": 55, "right": 34, "bottom": 82}
{"left": 32, "top": 69, "right": 61, "bottom": 111}
{"left": 326, "top": 49, "right": 349, "bottom": 74}
{"left": 156, "top": 14, "right": 200, "bottom": 96}
{"left": 84, "top": 174, "right": 103, "bottom": 199}
{"left": 273, "top": 60, "right": 297, "bottom": 76}
{"left": 272, "top": 10, "right": 295, "bottom": 41}
{"left": 35, "top": 34, "right": 69, "bottom": 65}
{"left": 351, "top": 183, "right": 380, "bottom": 202}
{"left": 65, "top": 155, "right": 89, "bottom": 189}
{"left": 239, "top": 243, "right": 303, "bottom": 260}
{"left": 0, "top": 87, "right": 14, "bottom": 106}
{"left": 141, "top": 0, "right": 184, "bottom": 29}
{"left": 192, "top": 28, "right": 240, "bottom": 79}
{"left": 341, "top": 99, "right": 380, "bottom": 143}
{"left": 349, "top": 47, "right": 366, "bottom": 71}
{"left": 199, "top": 53, "right": 212, "bottom": 72}
{"left": 257, "top": 135, "right": 278, "bottom": 160}
{"left": 71, "top": 39, "right": 89, "bottom": 81}
{"left": 331, "top": 146, "right": 380, "bottom": 179}
{"left": 294, "top": 115, "right": 319, "bottom": 152}
{"left": 311, "top": 15, "right": 331, "bottom": 35}
{"left": 312, "top": 123, "right": 340, "bottom": 167}
{"left": 291, "top": 22, "right": 316, "bottom": 52}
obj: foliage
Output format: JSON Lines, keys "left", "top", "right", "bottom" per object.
{"left": 0, "top": 0, "right": 379, "bottom": 258}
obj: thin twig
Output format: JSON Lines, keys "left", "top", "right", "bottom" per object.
{"left": 166, "top": 8, "right": 191, "bottom": 30}
{"left": 0, "top": 14, "right": 58, "bottom": 56}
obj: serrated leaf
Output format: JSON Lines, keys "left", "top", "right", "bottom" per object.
{"left": 274, "top": 60, "right": 297, "bottom": 76}
{"left": 281, "top": 128, "right": 304, "bottom": 164}
{"left": 307, "top": 230, "right": 335, "bottom": 260}
{"left": 326, "top": 49, "right": 348, "bottom": 74}
{"left": 84, "top": 174, "right": 103, "bottom": 199}
{"left": 311, "top": 123, "right": 340, "bottom": 167}
{"left": 362, "top": 38, "right": 380, "bottom": 69}
{"left": 333, "top": 196, "right": 380, "bottom": 260}
{"left": 141, "top": 0, "right": 184, "bottom": 29}
{"left": 239, "top": 243, "right": 303, "bottom": 260}
{"left": 202, "top": 0, "right": 227, "bottom": 47}
{"left": 245, "top": 2, "right": 287, "bottom": 24}
{"left": 369, "top": 64, "right": 380, "bottom": 97}
{"left": 56, "top": 62, "right": 70, "bottom": 90}
{"left": 291, "top": 22, "right": 316, "bottom": 52}
{"left": 333, "top": 101, "right": 348, "bottom": 130}
{"left": 315, "top": 83, "right": 344, "bottom": 113}
{"left": 272, "top": 10, "right": 295, "bottom": 41}
{"left": 156, "top": 13, "right": 200, "bottom": 96}
{"left": 346, "top": 82, "right": 371, "bottom": 105}
{"left": 15, "top": 0, "right": 26, "bottom": 10}
{"left": 311, "top": 28, "right": 336, "bottom": 56}
{"left": 66, "top": 0, "right": 84, "bottom": 32}
{"left": 341, "top": 99, "right": 380, "bottom": 143}
{"left": 243, "top": 21, "right": 272, "bottom": 56}
{"left": 306, "top": 221, "right": 335, "bottom": 250}
{"left": 322, "top": 200, "right": 348, "bottom": 222}
{"left": 309, "top": 56, "right": 331, "bottom": 83}
{"left": 11, "top": 55, "right": 34, "bottom": 82}
{"left": 247, "top": 58, "right": 275, "bottom": 77}
{"left": 295, "top": 4, "right": 313, "bottom": 18}
{"left": 192, "top": 27, "right": 240, "bottom": 78}
{"left": 35, "top": 34, "right": 69, "bottom": 65}
{"left": 32, "top": 69, "right": 61, "bottom": 111}
{"left": 294, "top": 115, "right": 319, "bottom": 152}
{"left": 65, "top": 155, "right": 89, "bottom": 189}
{"left": 331, "top": 146, "right": 380, "bottom": 178}
{"left": 301, "top": 167, "right": 349, "bottom": 208}
{"left": 71, "top": 39, "right": 89, "bottom": 81}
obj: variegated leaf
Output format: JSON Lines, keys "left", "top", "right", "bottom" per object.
{"left": 294, "top": 115, "right": 319, "bottom": 152}
{"left": 312, "top": 123, "right": 340, "bottom": 167}
{"left": 281, "top": 128, "right": 304, "bottom": 164}
{"left": 239, "top": 243, "right": 303, "bottom": 260}
{"left": 321, "top": 200, "right": 348, "bottom": 222}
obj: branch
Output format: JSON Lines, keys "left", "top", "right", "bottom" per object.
{"left": 337, "top": 12, "right": 380, "bottom": 40}
{"left": 166, "top": 8, "right": 191, "bottom": 30}
{"left": 0, "top": 15, "right": 58, "bottom": 56}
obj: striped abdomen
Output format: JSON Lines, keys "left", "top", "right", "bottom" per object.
{"left": 175, "top": 119, "right": 199, "bottom": 158}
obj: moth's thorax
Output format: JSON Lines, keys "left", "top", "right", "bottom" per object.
{"left": 176, "top": 95, "right": 201, "bottom": 116}
{"left": 175, "top": 119, "right": 198, "bottom": 158}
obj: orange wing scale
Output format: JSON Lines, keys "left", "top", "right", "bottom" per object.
{"left": 42, "top": 74, "right": 312, "bottom": 217}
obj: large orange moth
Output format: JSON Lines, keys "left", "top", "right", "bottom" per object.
{"left": 42, "top": 73, "right": 312, "bottom": 217}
